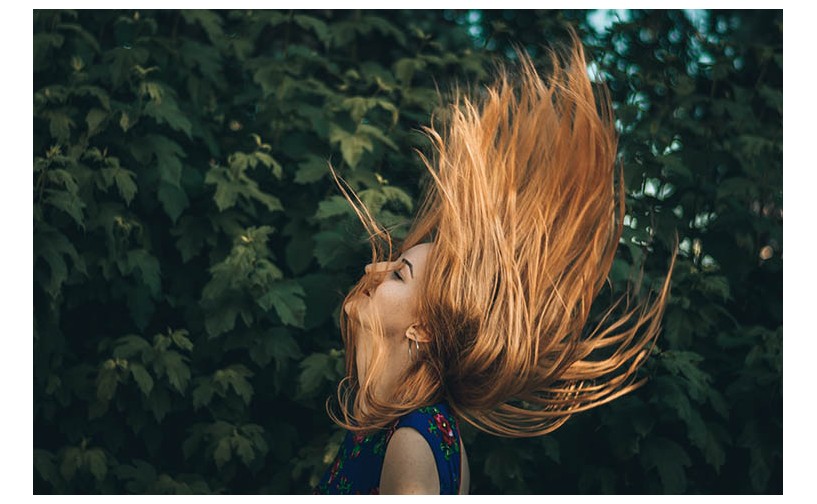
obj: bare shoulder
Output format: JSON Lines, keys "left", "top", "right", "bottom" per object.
{"left": 380, "top": 427, "right": 440, "bottom": 494}
{"left": 460, "top": 437, "right": 470, "bottom": 495}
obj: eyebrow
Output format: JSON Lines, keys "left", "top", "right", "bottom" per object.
{"left": 401, "top": 258, "right": 414, "bottom": 279}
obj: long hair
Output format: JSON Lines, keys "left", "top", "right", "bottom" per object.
{"left": 329, "top": 31, "right": 675, "bottom": 437}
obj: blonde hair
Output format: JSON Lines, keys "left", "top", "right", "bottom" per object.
{"left": 329, "top": 32, "right": 675, "bottom": 437}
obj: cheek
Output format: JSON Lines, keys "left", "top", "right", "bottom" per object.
{"left": 373, "top": 285, "right": 415, "bottom": 326}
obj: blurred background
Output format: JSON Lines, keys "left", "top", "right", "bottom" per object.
{"left": 33, "top": 9, "right": 782, "bottom": 494}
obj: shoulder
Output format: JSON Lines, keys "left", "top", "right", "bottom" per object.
{"left": 380, "top": 427, "right": 440, "bottom": 495}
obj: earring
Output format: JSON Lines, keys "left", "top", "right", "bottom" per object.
{"left": 408, "top": 339, "right": 421, "bottom": 360}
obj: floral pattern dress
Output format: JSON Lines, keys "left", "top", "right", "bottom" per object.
{"left": 314, "top": 402, "right": 462, "bottom": 494}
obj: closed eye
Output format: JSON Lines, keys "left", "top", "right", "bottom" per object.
{"left": 392, "top": 269, "right": 403, "bottom": 281}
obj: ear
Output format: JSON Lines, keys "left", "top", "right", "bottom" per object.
{"left": 405, "top": 323, "right": 431, "bottom": 344}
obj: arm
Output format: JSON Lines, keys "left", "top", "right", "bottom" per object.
{"left": 379, "top": 427, "right": 440, "bottom": 495}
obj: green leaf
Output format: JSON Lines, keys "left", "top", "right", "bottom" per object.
{"left": 652, "top": 376, "right": 695, "bottom": 426}
{"left": 192, "top": 379, "right": 215, "bottom": 410}
{"left": 130, "top": 363, "right": 154, "bottom": 397}
{"left": 34, "top": 225, "right": 85, "bottom": 297}
{"left": 257, "top": 280, "right": 306, "bottom": 328}
{"left": 365, "top": 16, "right": 407, "bottom": 46}
{"left": 699, "top": 275, "right": 731, "bottom": 301}
{"left": 56, "top": 22, "right": 101, "bottom": 53}
{"left": 148, "top": 386, "right": 172, "bottom": 423}
{"left": 44, "top": 167, "right": 79, "bottom": 193}
{"left": 394, "top": 57, "right": 424, "bottom": 87}
{"left": 206, "top": 168, "right": 240, "bottom": 211}
{"left": 204, "top": 163, "right": 283, "bottom": 213}
{"left": 86, "top": 108, "right": 108, "bottom": 136}
{"left": 34, "top": 449, "right": 60, "bottom": 487}
{"left": 253, "top": 151, "right": 283, "bottom": 179}
{"left": 96, "top": 364, "right": 118, "bottom": 402}
{"left": 312, "top": 229, "right": 350, "bottom": 268}
{"left": 179, "top": 39, "right": 224, "bottom": 84}
{"left": 660, "top": 351, "right": 711, "bottom": 402}
{"left": 181, "top": 10, "right": 225, "bottom": 44}
{"left": 707, "top": 387, "right": 729, "bottom": 419}
{"left": 74, "top": 85, "right": 111, "bottom": 110}
{"left": 158, "top": 180, "right": 190, "bottom": 223}
{"left": 142, "top": 86, "right": 193, "bottom": 138}
{"left": 113, "top": 334, "right": 152, "bottom": 360}
{"left": 213, "top": 437, "right": 232, "bottom": 469}
{"left": 104, "top": 45, "right": 149, "bottom": 89}
{"left": 126, "top": 249, "right": 162, "bottom": 298}
{"left": 380, "top": 185, "right": 414, "bottom": 211}
{"left": 119, "top": 110, "right": 135, "bottom": 132}
{"left": 144, "top": 134, "right": 186, "bottom": 187}
{"left": 113, "top": 167, "right": 138, "bottom": 205}
{"left": 213, "top": 365, "right": 254, "bottom": 405}
{"left": 298, "top": 353, "right": 336, "bottom": 396}
{"left": 329, "top": 124, "right": 373, "bottom": 169}
{"left": 47, "top": 109, "right": 75, "bottom": 142}
{"left": 358, "top": 123, "right": 398, "bottom": 151}
{"left": 203, "top": 303, "right": 240, "bottom": 338}
{"left": 314, "top": 195, "right": 352, "bottom": 220}
{"left": 115, "top": 459, "right": 158, "bottom": 493}
{"left": 736, "top": 419, "right": 774, "bottom": 491}
{"left": 34, "top": 33, "right": 65, "bottom": 70}
{"left": 44, "top": 188, "right": 86, "bottom": 228}
{"left": 160, "top": 351, "right": 191, "bottom": 394}
{"left": 663, "top": 306, "right": 692, "bottom": 348}
{"left": 84, "top": 448, "right": 107, "bottom": 482}
{"left": 250, "top": 328, "right": 303, "bottom": 370}
{"left": 170, "top": 329, "right": 194, "bottom": 352}
{"left": 240, "top": 424, "right": 268, "bottom": 453}
{"left": 172, "top": 215, "right": 210, "bottom": 263}
{"left": 640, "top": 436, "right": 691, "bottom": 494}
{"left": 294, "top": 155, "right": 329, "bottom": 184}
{"left": 698, "top": 420, "right": 727, "bottom": 474}
{"left": 60, "top": 446, "right": 82, "bottom": 481}
{"left": 233, "top": 435, "right": 255, "bottom": 466}
{"left": 375, "top": 98, "right": 400, "bottom": 126}
{"left": 293, "top": 14, "right": 330, "bottom": 45}
{"left": 341, "top": 96, "right": 374, "bottom": 124}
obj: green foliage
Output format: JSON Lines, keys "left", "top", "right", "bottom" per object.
{"left": 34, "top": 9, "right": 781, "bottom": 494}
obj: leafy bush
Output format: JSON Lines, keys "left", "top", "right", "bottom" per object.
{"left": 34, "top": 9, "right": 781, "bottom": 494}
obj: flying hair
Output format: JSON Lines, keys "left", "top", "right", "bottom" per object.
{"left": 328, "top": 30, "right": 676, "bottom": 437}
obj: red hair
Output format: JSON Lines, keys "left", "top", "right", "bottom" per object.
{"left": 330, "top": 32, "right": 675, "bottom": 437}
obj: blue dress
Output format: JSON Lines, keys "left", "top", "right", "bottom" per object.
{"left": 314, "top": 402, "right": 463, "bottom": 494}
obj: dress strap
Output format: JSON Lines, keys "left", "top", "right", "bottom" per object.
{"left": 394, "top": 402, "right": 462, "bottom": 495}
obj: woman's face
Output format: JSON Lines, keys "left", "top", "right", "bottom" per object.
{"left": 344, "top": 243, "right": 432, "bottom": 399}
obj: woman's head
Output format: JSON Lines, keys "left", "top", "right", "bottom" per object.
{"left": 331, "top": 31, "right": 674, "bottom": 436}
{"left": 342, "top": 243, "right": 432, "bottom": 402}
{"left": 333, "top": 239, "right": 443, "bottom": 431}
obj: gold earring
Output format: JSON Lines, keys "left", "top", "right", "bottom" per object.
{"left": 407, "top": 338, "right": 413, "bottom": 359}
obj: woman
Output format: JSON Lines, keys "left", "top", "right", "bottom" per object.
{"left": 315, "top": 32, "right": 674, "bottom": 495}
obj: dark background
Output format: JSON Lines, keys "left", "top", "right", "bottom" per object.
{"left": 33, "top": 9, "right": 782, "bottom": 493}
